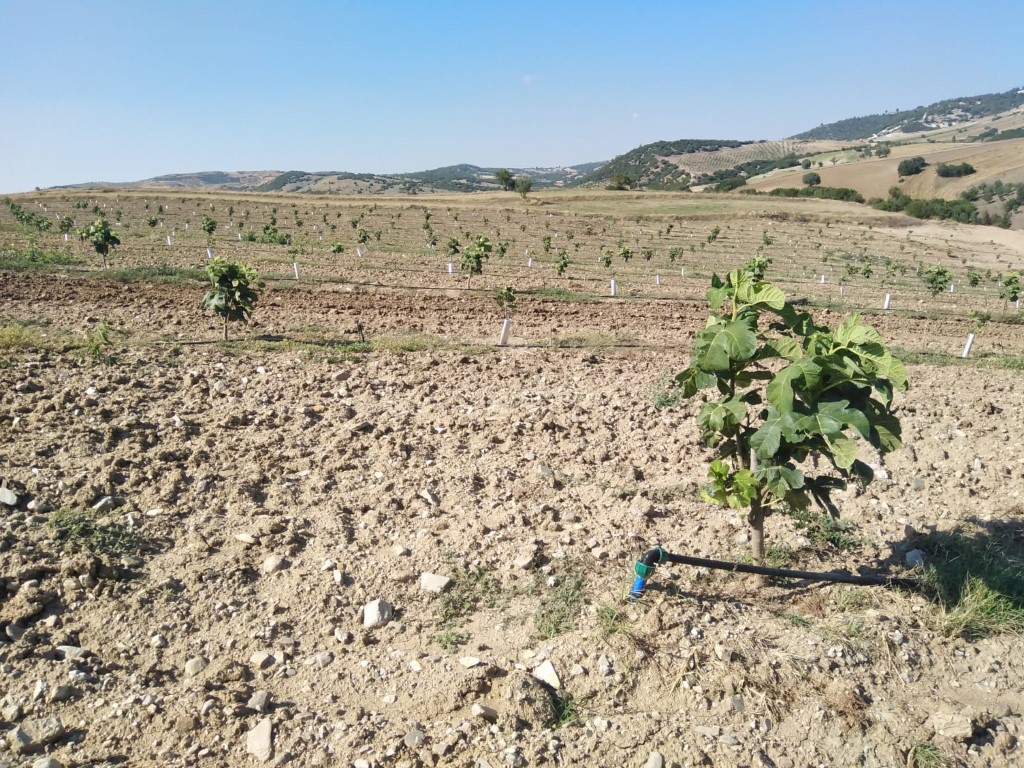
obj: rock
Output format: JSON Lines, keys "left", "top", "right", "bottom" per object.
{"left": 262, "top": 555, "right": 287, "bottom": 574}
{"left": 251, "top": 651, "right": 275, "bottom": 669}
{"left": 248, "top": 690, "right": 272, "bottom": 713}
{"left": 184, "top": 656, "right": 209, "bottom": 677}
{"left": 472, "top": 703, "right": 499, "bottom": 723}
{"left": 514, "top": 546, "right": 538, "bottom": 569}
{"left": 645, "top": 752, "right": 665, "bottom": 768}
{"left": 55, "top": 645, "right": 86, "bottom": 662}
{"left": 174, "top": 714, "right": 197, "bottom": 732}
{"left": 363, "top": 599, "right": 394, "bottom": 628}
{"left": 501, "top": 671, "right": 557, "bottom": 731}
{"left": 311, "top": 651, "right": 333, "bottom": 667}
{"left": 419, "top": 572, "right": 452, "bottom": 593}
{"left": 459, "top": 656, "right": 482, "bottom": 668}
{"left": 1, "top": 702, "right": 22, "bottom": 722}
{"left": 150, "top": 634, "right": 168, "bottom": 649}
{"left": 533, "top": 660, "right": 561, "bottom": 689}
{"left": 905, "top": 549, "right": 926, "bottom": 568}
{"left": 695, "top": 725, "right": 721, "bottom": 738}
{"left": 720, "top": 734, "right": 739, "bottom": 746}
{"left": 91, "top": 496, "right": 118, "bottom": 512}
{"left": 32, "top": 759, "right": 63, "bottom": 768}
{"left": 404, "top": 730, "right": 426, "bottom": 748}
{"left": 48, "top": 685, "right": 78, "bottom": 703}
{"left": 246, "top": 717, "right": 274, "bottom": 762}
{"left": 7, "top": 715, "right": 64, "bottom": 754}
{"left": 597, "top": 654, "right": 612, "bottom": 677}
{"left": 0, "top": 485, "right": 18, "bottom": 507}
{"left": 927, "top": 712, "right": 974, "bottom": 741}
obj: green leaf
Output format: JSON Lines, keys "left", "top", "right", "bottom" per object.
{"left": 824, "top": 434, "right": 858, "bottom": 469}
{"left": 766, "top": 357, "right": 822, "bottom": 412}
{"left": 755, "top": 465, "right": 804, "bottom": 497}
{"left": 736, "top": 279, "right": 785, "bottom": 311}
{"left": 698, "top": 396, "right": 747, "bottom": 436}
{"left": 817, "top": 399, "right": 871, "bottom": 441}
{"left": 756, "top": 336, "right": 803, "bottom": 362}
{"left": 750, "top": 407, "right": 801, "bottom": 459}
{"left": 699, "top": 318, "right": 757, "bottom": 372}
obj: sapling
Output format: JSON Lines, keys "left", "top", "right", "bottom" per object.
{"left": 201, "top": 258, "right": 264, "bottom": 341}
{"left": 461, "top": 235, "right": 491, "bottom": 288}
{"left": 78, "top": 217, "right": 120, "bottom": 269}
{"left": 556, "top": 249, "right": 570, "bottom": 276}
{"left": 675, "top": 259, "right": 907, "bottom": 570}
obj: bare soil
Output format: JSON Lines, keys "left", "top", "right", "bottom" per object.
{"left": 1, "top": 268, "right": 1023, "bottom": 768}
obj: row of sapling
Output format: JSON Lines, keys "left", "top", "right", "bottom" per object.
{"left": 674, "top": 257, "right": 908, "bottom": 571}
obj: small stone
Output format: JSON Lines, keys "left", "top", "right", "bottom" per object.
{"left": 905, "top": 549, "right": 926, "bottom": 568}
{"left": 0, "top": 485, "right": 18, "bottom": 507}
{"left": 472, "top": 703, "right": 499, "bottom": 723}
{"left": 714, "top": 644, "right": 734, "bottom": 662}
{"left": 248, "top": 690, "right": 272, "bottom": 713}
{"left": 246, "top": 717, "right": 274, "bottom": 762}
{"left": 514, "top": 546, "right": 538, "bottom": 569}
{"left": 597, "top": 655, "right": 612, "bottom": 677}
{"left": 404, "top": 730, "right": 426, "bottom": 748}
{"left": 262, "top": 555, "right": 286, "bottom": 574}
{"left": 391, "top": 544, "right": 410, "bottom": 557}
{"left": 419, "top": 572, "right": 452, "bottom": 593}
{"left": 645, "top": 752, "right": 665, "bottom": 768}
{"left": 720, "top": 734, "right": 740, "bottom": 746}
{"left": 459, "top": 656, "right": 482, "bottom": 668}
{"left": 533, "top": 660, "right": 561, "bottom": 689}
{"left": 695, "top": 725, "right": 721, "bottom": 738}
{"left": 234, "top": 533, "right": 257, "bottom": 545}
{"left": 311, "top": 651, "right": 333, "bottom": 667}
{"left": 48, "top": 685, "right": 78, "bottom": 703}
{"left": 251, "top": 651, "right": 275, "bottom": 669}
{"left": 55, "top": 645, "right": 86, "bottom": 661}
{"left": 150, "top": 634, "right": 168, "bottom": 649}
{"left": 184, "top": 656, "right": 209, "bottom": 677}
{"left": 174, "top": 714, "right": 197, "bottom": 732}
{"left": 32, "top": 759, "right": 63, "bottom": 768}
{"left": 91, "top": 496, "right": 117, "bottom": 512}
{"left": 363, "top": 599, "right": 394, "bottom": 628}
{"left": 2, "top": 702, "right": 23, "bottom": 722}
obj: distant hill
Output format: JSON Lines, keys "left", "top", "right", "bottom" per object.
{"left": 56, "top": 163, "right": 603, "bottom": 196}
{"left": 579, "top": 138, "right": 848, "bottom": 190}
{"left": 792, "top": 86, "right": 1024, "bottom": 141}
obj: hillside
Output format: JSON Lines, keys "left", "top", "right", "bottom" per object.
{"left": 55, "top": 163, "right": 603, "bottom": 196}
{"left": 792, "top": 85, "right": 1024, "bottom": 141}
{"left": 579, "top": 138, "right": 849, "bottom": 190}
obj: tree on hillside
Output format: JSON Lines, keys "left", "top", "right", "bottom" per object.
{"left": 606, "top": 172, "right": 633, "bottom": 191}
{"left": 802, "top": 172, "right": 821, "bottom": 187}
{"left": 494, "top": 168, "right": 515, "bottom": 192}
{"left": 875, "top": 144, "right": 891, "bottom": 158}
{"left": 515, "top": 175, "right": 533, "bottom": 199}
{"left": 897, "top": 157, "right": 928, "bottom": 177}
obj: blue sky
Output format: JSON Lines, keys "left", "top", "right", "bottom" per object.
{"left": 1, "top": 0, "right": 1022, "bottom": 192}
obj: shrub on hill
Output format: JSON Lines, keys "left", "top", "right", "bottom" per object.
{"left": 897, "top": 157, "right": 928, "bottom": 177}
{"left": 936, "top": 162, "right": 976, "bottom": 178}
{"left": 714, "top": 177, "right": 747, "bottom": 192}
{"left": 767, "top": 187, "right": 865, "bottom": 203}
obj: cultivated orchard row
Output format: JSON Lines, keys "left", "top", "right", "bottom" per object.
{"left": 4, "top": 191, "right": 1022, "bottom": 338}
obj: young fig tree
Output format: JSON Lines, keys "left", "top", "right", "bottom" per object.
{"left": 78, "top": 217, "right": 120, "bottom": 268}
{"left": 675, "top": 260, "right": 908, "bottom": 567}
{"left": 496, "top": 285, "right": 516, "bottom": 319}
{"left": 201, "top": 258, "right": 265, "bottom": 341}
{"left": 461, "top": 235, "right": 491, "bottom": 288}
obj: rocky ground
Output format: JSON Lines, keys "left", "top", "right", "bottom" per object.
{"left": 1, "top": 269, "right": 1024, "bottom": 768}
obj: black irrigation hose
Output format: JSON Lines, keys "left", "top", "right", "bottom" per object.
{"left": 628, "top": 546, "right": 918, "bottom": 601}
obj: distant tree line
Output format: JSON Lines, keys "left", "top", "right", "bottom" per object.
{"left": 768, "top": 186, "right": 865, "bottom": 203}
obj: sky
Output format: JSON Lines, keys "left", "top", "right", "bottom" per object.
{"left": 1, "top": 0, "right": 1022, "bottom": 192}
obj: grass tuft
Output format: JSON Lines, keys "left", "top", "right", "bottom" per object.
{"left": 918, "top": 518, "right": 1024, "bottom": 638}
{"left": 909, "top": 741, "right": 949, "bottom": 768}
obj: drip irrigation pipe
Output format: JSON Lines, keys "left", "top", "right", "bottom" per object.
{"left": 628, "top": 546, "right": 918, "bottom": 602}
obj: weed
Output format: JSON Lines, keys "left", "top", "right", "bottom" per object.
{"left": 548, "top": 691, "right": 593, "bottom": 728}
{"left": 0, "top": 243, "right": 78, "bottom": 272}
{"left": 80, "top": 321, "right": 115, "bottom": 365}
{"left": 650, "top": 369, "right": 686, "bottom": 409}
{"left": 788, "top": 508, "right": 860, "bottom": 551}
{"left": 48, "top": 508, "right": 137, "bottom": 555}
{"left": 432, "top": 561, "right": 503, "bottom": 650}
{"left": 531, "top": 286, "right": 591, "bottom": 302}
{"left": 0, "top": 324, "right": 42, "bottom": 351}
{"left": 782, "top": 612, "right": 810, "bottom": 628}
{"left": 909, "top": 741, "right": 949, "bottom": 768}
{"left": 595, "top": 604, "right": 632, "bottom": 638}
{"left": 534, "top": 561, "right": 588, "bottom": 638}
{"left": 764, "top": 543, "right": 795, "bottom": 568}
{"left": 917, "top": 520, "right": 1024, "bottom": 638}
{"left": 101, "top": 264, "right": 205, "bottom": 284}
